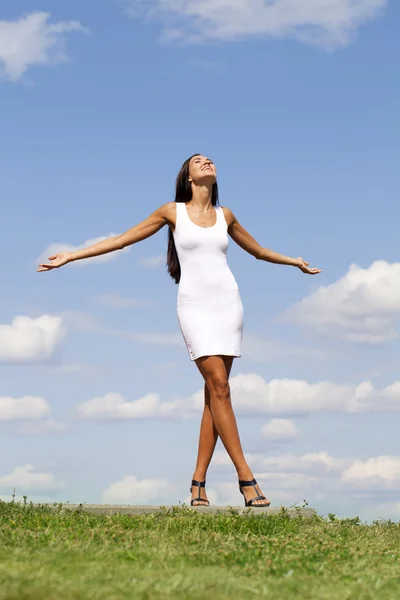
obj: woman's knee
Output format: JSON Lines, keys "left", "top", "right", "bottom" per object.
{"left": 206, "top": 375, "right": 230, "bottom": 401}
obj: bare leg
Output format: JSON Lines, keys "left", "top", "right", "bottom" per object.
{"left": 195, "top": 355, "right": 269, "bottom": 506}
{"left": 191, "top": 358, "right": 233, "bottom": 505}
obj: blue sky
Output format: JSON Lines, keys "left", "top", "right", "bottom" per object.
{"left": 1, "top": 0, "right": 400, "bottom": 519}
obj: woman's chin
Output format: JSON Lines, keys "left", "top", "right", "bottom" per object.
{"left": 198, "top": 174, "right": 216, "bottom": 185}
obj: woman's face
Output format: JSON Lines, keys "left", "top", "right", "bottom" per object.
{"left": 188, "top": 155, "right": 217, "bottom": 185}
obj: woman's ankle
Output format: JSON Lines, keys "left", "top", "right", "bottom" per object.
{"left": 192, "top": 471, "right": 207, "bottom": 482}
{"left": 237, "top": 469, "right": 254, "bottom": 482}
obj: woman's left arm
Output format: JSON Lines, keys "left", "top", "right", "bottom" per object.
{"left": 223, "top": 207, "right": 321, "bottom": 275}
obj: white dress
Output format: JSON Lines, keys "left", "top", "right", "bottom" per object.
{"left": 173, "top": 202, "right": 244, "bottom": 361}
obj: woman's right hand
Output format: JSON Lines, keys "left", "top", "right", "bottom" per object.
{"left": 37, "top": 251, "right": 72, "bottom": 272}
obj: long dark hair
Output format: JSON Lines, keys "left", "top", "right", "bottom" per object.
{"left": 167, "top": 154, "right": 219, "bottom": 284}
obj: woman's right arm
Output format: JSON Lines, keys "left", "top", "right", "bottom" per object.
{"left": 37, "top": 203, "right": 175, "bottom": 271}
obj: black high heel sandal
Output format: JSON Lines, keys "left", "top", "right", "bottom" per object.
{"left": 239, "top": 478, "right": 270, "bottom": 507}
{"left": 190, "top": 480, "right": 210, "bottom": 507}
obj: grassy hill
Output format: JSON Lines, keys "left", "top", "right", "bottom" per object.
{"left": 0, "top": 500, "right": 399, "bottom": 599}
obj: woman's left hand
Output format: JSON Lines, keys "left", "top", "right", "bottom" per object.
{"left": 295, "top": 257, "right": 321, "bottom": 275}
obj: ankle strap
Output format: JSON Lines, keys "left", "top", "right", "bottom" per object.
{"left": 191, "top": 480, "right": 206, "bottom": 488}
{"left": 238, "top": 478, "right": 257, "bottom": 487}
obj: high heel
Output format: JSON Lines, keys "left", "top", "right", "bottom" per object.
{"left": 190, "top": 480, "right": 210, "bottom": 506}
{"left": 239, "top": 478, "right": 270, "bottom": 507}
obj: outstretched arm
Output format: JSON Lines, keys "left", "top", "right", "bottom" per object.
{"left": 37, "top": 203, "right": 175, "bottom": 272}
{"left": 223, "top": 207, "right": 321, "bottom": 275}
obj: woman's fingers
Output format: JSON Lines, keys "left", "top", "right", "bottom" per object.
{"left": 37, "top": 262, "right": 56, "bottom": 271}
{"left": 297, "top": 258, "right": 321, "bottom": 275}
{"left": 299, "top": 262, "right": 321, "bottom": 274}
{"left": 306, "top": 267, "right": 321, "bottom": 274}
{"left": 37, "top": 253, "right": 68, "bottom": 272}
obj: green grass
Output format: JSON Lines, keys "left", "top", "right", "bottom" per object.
{"left": 0, "top": 501, "right": 399, "bottom": 599}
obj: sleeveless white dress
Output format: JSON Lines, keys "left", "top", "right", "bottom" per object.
{"left": 173, "top": 202, "right": 244, "bottom": 361}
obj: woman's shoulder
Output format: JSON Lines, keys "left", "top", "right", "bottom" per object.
{"left": 146, "top": 202, "right": 177, "bottom": 229}
{"left": 157, "top": 202, "right": 177, "bottom": 221}
{"left": 220, "top": 206, "right": 236, "bottom": 227}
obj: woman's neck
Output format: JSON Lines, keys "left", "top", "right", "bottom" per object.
{"left": 190, "top": 184, "right": 214, "bottom": 211}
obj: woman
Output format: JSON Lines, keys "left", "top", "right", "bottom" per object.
{"left": 38, "top": 154, "right": 321, "bottom": 508}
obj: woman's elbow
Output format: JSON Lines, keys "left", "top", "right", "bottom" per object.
{"left": 254, "top": 246, "right": 265, "bottom": 260}
{"left": 114, "top": 235, "right": 126, "bottom": 251}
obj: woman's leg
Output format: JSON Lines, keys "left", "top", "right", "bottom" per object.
{"left": 195, "top": 355, "right": 269, "bottom": 506}
{"left": 191, "top": 357, "right": 233, "bottom": 505}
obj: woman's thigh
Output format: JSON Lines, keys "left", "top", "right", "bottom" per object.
{"left": 195, "top": 355, "right": 235, "bottom": 387}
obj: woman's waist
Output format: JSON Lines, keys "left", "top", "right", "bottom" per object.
{"left": 179, "top": 261, "right": 235, "bottom": 280}
{"left": 178, "top": 281, "right": 240, "bottom": 303}
{"left": 179, "top": 272, "right": 238, "bottom": 290}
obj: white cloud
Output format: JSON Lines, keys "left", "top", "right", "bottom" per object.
{"left": 0, "top": 465, "right": 64, "bottom": 492}
{"left": 228, "top": 374, "right": 400, "bottom": 416}
{"left": 95, "top": 294, "right": 151, "bottom": 309}
{"left": 102, "top": 475, "right": 171, "bottom": 504}
{"left": 77, "top": 391, "right": 201, "bottom": 420}
{"left": 138, "top": 254, "right": 165, "bottom": 268}
{"left": 77, "top": 390, "right": 201, "bottom": 421}
{"left": 0, "top": 396, "right": 65, "bottom": 436}
{"left": 0, "top": 396, "right": 50, "bottom": 422}
{"left": 126, "top": 0, "right": 387, "bottom": 47}
{"left": 286, "top": 261, "right": 400, "bottom": 344}
{"left": 78, "top": 392, "right": 168, "bottom": 420}
{"left": 0, "top": 12, "right": 88, "bottom": 82}
{"left": 214, "top": 450, "right": 344, "bottom": 475}
{"left": 342, "top": 456, "right": 400, "bottom": 490}
{"left": 262, "top": 419, "right": 298, "bottom": 441}
{"left": 230, "top": 374, "right": 353, "bottom": 415}
{"left": 38, "top": 234, "right": 129, "bottom": 267}
{"left": 77, "top": 373, "right": 400, "bottom": 421}
{"left": 214, "top": 450, "right": 400, "bottom": 507}
{"left": 0, "top": 315, "right": 65, "bottom": 363}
